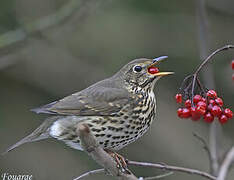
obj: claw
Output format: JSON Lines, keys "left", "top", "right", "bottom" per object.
{"left": 104, "top": 149, "right": 131, "bottom": 174}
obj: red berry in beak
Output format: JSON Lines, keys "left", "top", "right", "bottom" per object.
{"left": 148, "top": 67, "right": 159, "bottom": 74}
{"left": 232, "top": 60, "right": 234, "bottom": 70}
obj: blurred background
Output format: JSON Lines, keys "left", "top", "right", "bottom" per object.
{"left": 0, "top": 0, "right": 234, "bottom": 179}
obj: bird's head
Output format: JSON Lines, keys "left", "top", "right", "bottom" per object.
{"left": 116, "top": 56, "right": 174, "bottom": 91}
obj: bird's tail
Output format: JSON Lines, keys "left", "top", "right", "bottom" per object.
{"left": 2, "top": 116, "right": 60, "bottom": 155}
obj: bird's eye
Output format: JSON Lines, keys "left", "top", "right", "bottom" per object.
{"left": 133, "top": 65, "right": 142, "bottom": 72}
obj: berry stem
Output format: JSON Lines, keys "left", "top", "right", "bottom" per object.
{"left": 191, "top": 74, "right": 197, "bottom": 106}
{"left": 190, "top": 45, "right": 234, "bottom": 103}
{"left": 194, "top": 45, "right": 234, "bottom": 75}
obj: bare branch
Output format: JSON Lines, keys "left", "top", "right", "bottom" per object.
{"left": 76, "top": 123, "right": 217, "bottom": 180}
{"left": 73, "top": 169, "right": 105, "bottom": 180}
{"left": 128, "top": 160, "right": 216, "bottom": 180}
{"left": 143, "top": 172, "right": 174, "bottom": 180}
{"left": 76, "top": 123, "right": 138, "bottom": 180}
{"left": 217, "top": 146, "right": 234, "bottom": 180}
{"left": 193, "top": 132, "right": 211, "bottom": 161}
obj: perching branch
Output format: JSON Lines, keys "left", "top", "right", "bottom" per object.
{"left": 75, "top": 170, "right": 173, "bottom": 180}
{"left": 140, "top": 172, "right": 174, "bottom": 180}
{"left": 127, "top": 161, "right": 216, "bottom": 180}
{"left": 75, "top": 123, "right": 138, "bottom": 180}
{"left": 75, "top": 123, "right": 216, "bottom": 180}
{"left": 73, "top": 169, "right": 105, "bottom": 180}
{"left": 217, "top": 146, "right": 234, "bottom": 180}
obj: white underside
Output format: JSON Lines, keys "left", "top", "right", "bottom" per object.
{"left": 64, "top": 140, "right": 83, "bottom": 151}
{"left": 49, "top": 116, "right": 85, "bottom": 151}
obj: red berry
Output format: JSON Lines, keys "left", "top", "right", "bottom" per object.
{"left": 211, "top": 105, "right": 222, "bottom": 117}
{"left": 207, "top": 103, "right": 213, "bottom": 111}
{"left": 182, "top": 108, "right": 191, "bottom": 118}
{"left": 191, "top": 107, "right": 201, "bottom": 121}
{"left": 197, "top": 101, "right": 207, "bottom": 108}
{"left": 175, "top": 94, "right": 182, "bottom": 104}
{"left": 177, "top": 108, "right": 183, "bottom": 118}
{"left": 215, "top": 98, "right": 223, "bottom": 107}
{"left": 201, "top": 97, "right": 206, "bottom": 102}
{"left": 196, "top": 106, "right": 206, "bottom": 115}
{"left": 219, "top": 114, "right": 228, "bottom": 124}
{"left": 207, "top": 90, "right": 217, "bottom": 98}
{"left": 209, "top": 99, "right": 216, "bottom": 106}
{"left": 193, "top": 95, "right": 202, "bottom": 104}
{"left": 204, "top": 112, "right": 214, "bottom": 123}
{"left": 148, "top": 67, "right": 159, "bottom": 74}
{"left": 232, "top": 60, "right": 234, "bottom": 70}
{"left": 223, "top": 108, "right": 233, "bottom": 119}
{"left": 185, "top": 99, "right": 192, "bottom": 108}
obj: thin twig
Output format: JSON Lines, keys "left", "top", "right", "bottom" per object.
{"left": 194, "top": 44, "right": 234, "bottom": 75}
{"left": 73, "top": 169, "right": 105, "bottom": 180}
{"left": 193, "top": 132, "right": 211, "bottom": 162}
{"left": 191, "top": 74, "right": 197, "bottom": 106}
{"left": 217, "top": 146, "right": 234, "bottom": 180}
{"left": 128, "top": 160, "right": 216, "bottom": 180}
{"left": 143, "top": 172, "right": 174, "bottom": 180}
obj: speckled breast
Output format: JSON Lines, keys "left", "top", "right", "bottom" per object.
{"left": 87, "top": 89, "right": 157, "bottom": 151}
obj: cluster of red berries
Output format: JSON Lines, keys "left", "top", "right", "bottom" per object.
{"left": 232, "top": 60, "right": 234, "bottom": 80}
{"left": 175, "top": 90, "right": 233, "bottom": 124}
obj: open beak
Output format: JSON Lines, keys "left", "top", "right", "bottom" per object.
{"left": 148, "top": 56, "right": 174, "bottom": 77}
{"left": 152, "top": 56, "right": 168, "bottom": 65}
{"left": 154, "top": 71, "right": 174, "bottom": 76}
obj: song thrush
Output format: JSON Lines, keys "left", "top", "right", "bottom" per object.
{"left": 5, "top": 56, "right": 173, "bottom": 157}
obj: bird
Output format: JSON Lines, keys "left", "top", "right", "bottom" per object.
{"left": 4, "top": 56, "right": 173, "bottom": 166}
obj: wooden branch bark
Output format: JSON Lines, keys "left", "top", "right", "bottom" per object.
{"left": 75, "top": 123, "right": 216, "bottom": 180}
{"left": 128, "top": 161, "right": 216, "bottom": 180}
{"left": 76, "top": 123, "right": 138, "bottom": 180}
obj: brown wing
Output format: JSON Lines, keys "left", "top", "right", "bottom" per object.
{"left": 31, "top": 85, "right": 134, "bottom": 116}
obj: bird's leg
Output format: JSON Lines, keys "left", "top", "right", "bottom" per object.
{"left": 104, "top": 149, "right": 130, "bottom": 173}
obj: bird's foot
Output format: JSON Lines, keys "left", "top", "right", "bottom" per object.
{"left": 104, "top": 149, "right": 131, "bottom": 174}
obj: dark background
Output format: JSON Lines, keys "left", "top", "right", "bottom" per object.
{"left": 0, "top": 0, "right": 234, "bottom": 179}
